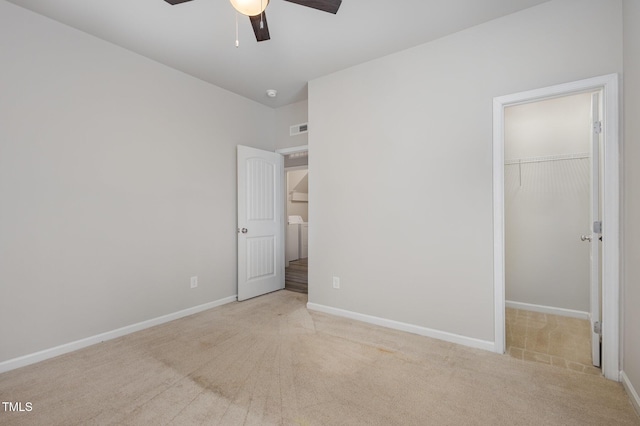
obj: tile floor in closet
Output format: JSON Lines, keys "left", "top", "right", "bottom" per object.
{"left": 506, "top": 308, "right": 601, "bottom": 375}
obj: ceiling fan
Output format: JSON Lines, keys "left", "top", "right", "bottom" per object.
{"left": 164, "top": 0, "right": 342, "bottom": 42}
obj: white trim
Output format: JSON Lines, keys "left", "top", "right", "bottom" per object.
{"left": 307, "top": 303, "right": 495, "bottom": 352}
{"left": 276, "top": 145, "right": 309, "bottom": 155}
{"left": 505, "top": 300, "right": 589, "bottom": 320}
{"left": 285, "top": 165, "right": 308, "bottom": 172}
{"left": 493, "top": 94, "right": 506, "bottom": 356}
{"left": 493, "top": 74, "right": 620, "bottom": 380}
{"left": 279, "top": 144, "right": 309, "bottom": 283}
{"left": 600, "top": 74, "right": 620, "bottom": 381}
{"left": 0, "top": 295, "right": 237, "bottom": 374}
{"left": 621, "top": 371, "right": 640, "bottom": 417}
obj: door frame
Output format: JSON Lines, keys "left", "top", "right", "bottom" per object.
{"left": 277, "top": 145, "right": 309, "bottom": 157}
{"left": 276, "top": 145, "right": 309, "bottom": 269}
{"left": 492, "top": 74, "right": 620, "bottom": 380}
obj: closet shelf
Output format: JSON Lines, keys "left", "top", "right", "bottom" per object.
{"left": 505, "top": 152, "right": 590, "bottom": 165}
{"left": 290, "top": 191, "right": 308, "bottom": 202}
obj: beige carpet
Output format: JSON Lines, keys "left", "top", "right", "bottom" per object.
{"left": 0, "top": 290, "right": 637, "bottom": 425}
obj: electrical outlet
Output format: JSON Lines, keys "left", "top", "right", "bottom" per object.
{"left": 190, "top": 276, "right": 198, "bottom": 289}
{"left": 332, "top": 276, "right": 340, "bottom": 289}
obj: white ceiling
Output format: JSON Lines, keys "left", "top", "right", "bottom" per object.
{"left": 7, "top": 0, "right": 550, "bottom": 108}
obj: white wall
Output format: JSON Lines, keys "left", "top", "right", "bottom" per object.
{"left": 623, "top": 0, "right": 640, "bottom": 411}
{"left": 287, "top": 169, "right": 309, "bottom": 222}
{"left": 0, "top": 1, "right": 275, "bottom": 363}
{"left": 504, "top": 94, "right": 592, "bottom": 313}
{"left": 275, "top": 100, "right": 308, "bottom": 150}
{"left": 308, "top": 0, "right": 622, "bottom": 343}
{"left": 504, "top": 94, "right": 594, "bottom": 159}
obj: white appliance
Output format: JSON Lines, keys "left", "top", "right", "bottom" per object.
{"left": 299, "top": 222, "right": 308, "bottom": 258}
{"left": 286, "top": 216, "right": 308, "bottom": 261}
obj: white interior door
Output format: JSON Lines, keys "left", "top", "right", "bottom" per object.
{"left": 589, "top": 92, "right": 602, "bottom": 367}
{"left": 237, "top": 145, "right": 284, "bottom": 301}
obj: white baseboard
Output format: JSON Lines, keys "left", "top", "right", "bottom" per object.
{"left": 306, "top": 303, "right": 495, "bottom": 352}
{"left": 621, "top": 370, "right": 640, "bottom": 417}
{"left": 505, "top": 300, "right": 590, "bottom": 320}
{"left": 0, "top": 295, "right": 237, "bottom": 374}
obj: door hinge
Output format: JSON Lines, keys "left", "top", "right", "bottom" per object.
{"left": 594, "top": 321, "right": 602, "bottom": 335}
{"left": 593, "top": 121, "right": 603, "bottom": 134}
{"left": 593, "top": 221, "right": 602, "bottom": 234}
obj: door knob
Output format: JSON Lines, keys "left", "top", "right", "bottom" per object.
{"left": 241, "top": 228, "right": 248, "bottom": 234}
{"left": 581, "top": 234, "right": 592, "bottom": 242}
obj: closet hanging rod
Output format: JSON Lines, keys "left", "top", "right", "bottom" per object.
{"left": 505, "top": 152, "right": 590, "bottom": 165}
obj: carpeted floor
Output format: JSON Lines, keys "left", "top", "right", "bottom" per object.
{"left": 0, "top": 290, "right": 638, "bottom": 425}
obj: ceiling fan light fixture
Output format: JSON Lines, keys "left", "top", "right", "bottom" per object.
{"left": 230, "top": 0, "right": 269, "bottom": 16}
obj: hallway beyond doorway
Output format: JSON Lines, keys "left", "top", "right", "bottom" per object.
{"left": 285, "top": 258, "right": 308, "bottom": 294}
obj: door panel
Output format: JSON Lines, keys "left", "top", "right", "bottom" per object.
{"left": 247, "top": 158, "right": 275, "bottom": 221}
{"left": 237, "top": 146, "right": 284, "bottom": 301}
{"left": 247, "top": 236, "right": 276, "bottom": 281}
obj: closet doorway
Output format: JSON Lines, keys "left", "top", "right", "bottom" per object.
{"left": 493, "top": 74, "right": 620, "bottom": 380}
{"left": 503, "top": 92, "right": 599, "bottom": 373}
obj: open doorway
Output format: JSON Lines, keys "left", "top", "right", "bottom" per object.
{"left": 280, "top": 148, "right": 309, "bottom": 294}
{"left": 503, "top": 92, "right": 600, "bottom": 373}
{"left": 236, "top": 145, "right": 308, "bottom": 301}
{"left": 493, "top": 74, "right": 620, "bottom": 381}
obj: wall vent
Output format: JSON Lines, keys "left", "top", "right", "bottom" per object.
{"left": 290, "top": 123, "right": 309, "bottom": 136}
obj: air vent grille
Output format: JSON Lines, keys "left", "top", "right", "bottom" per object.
{"left": 290, "top": 123, "right": 309, "bottom": 136}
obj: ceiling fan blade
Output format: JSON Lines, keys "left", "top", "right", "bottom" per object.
{"left": 164, "top": 0, "right": 194, "bottom": 5}
{"left": 249, "top": 13, "right": 271, "bottom": 42}
{"left": 283, "top": 0, "right": 342, "bottom": 14}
